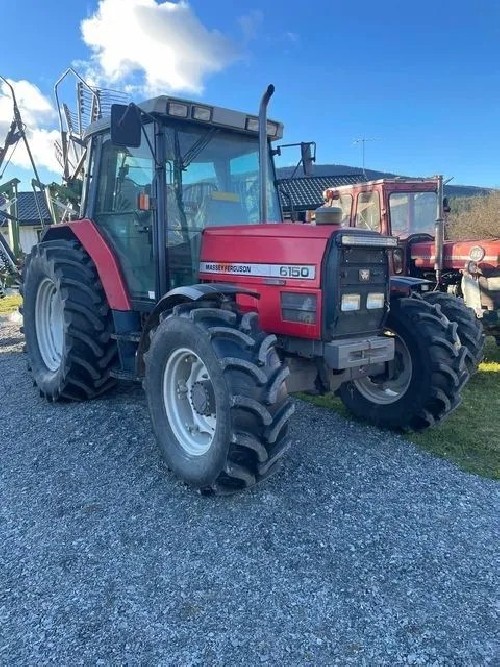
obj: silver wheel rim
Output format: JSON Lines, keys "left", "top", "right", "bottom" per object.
{"left": 163, "top": 347, "right": 216, "bottom": 456}
{"left": 35, "top": 278, "right": 65, "bottom": 372}
{"left": 354, "top": 333, "right": 412, "bottom": 405}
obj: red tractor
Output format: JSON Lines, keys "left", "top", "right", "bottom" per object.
{"left": 20, "top": 86, "right": 468, "bottom": 495}
{"left": 305, "top": 176, "right": 497, "bottom": 370}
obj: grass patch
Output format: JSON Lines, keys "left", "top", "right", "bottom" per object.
{"left": 0, "top": 293, "right": 22, "bottom": 315}
{"left": 297, "top": 338, "right": 500, "bottom": 479}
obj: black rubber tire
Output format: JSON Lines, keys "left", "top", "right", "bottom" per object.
{"left": 144, "top": 302, "right": 294, "bottom": 495}
{"left": 423, "top": 291, "right": 485, "bottom": 373}
{"left": 21, "top": 239, "right": 117, "bottom": 401}
{"left": 337, "top": 297, "right": 469, "bottom": 431}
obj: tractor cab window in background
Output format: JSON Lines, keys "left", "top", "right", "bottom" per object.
{"left": 355, "top": 191, "right": 381, "bottom": 231}
{"left": 164, "top": 125, "right": 281, "bottom": 287}
{"left": 94, "top": 124, "right": 155, "bottom": 300}
{"left": 338, "top": 194, "right": 353, "bottom": 225}
{"left": 389, "top": 191, "right": 437, "bottom": 237}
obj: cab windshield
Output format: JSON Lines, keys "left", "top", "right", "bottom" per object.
{"left": 164, "top": 124, "right": 281, "bottom": 247}
{"left": 389, "top": 191, "right": 437, "bottom": 237}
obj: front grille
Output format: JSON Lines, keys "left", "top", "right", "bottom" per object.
{"left": 322, "top": 234, "right": 390, "bottom": 340}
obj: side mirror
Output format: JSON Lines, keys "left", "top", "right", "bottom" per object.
{"left": 111, "top": 104, "right": 142, "bottom": 147}
{"left": 301, "top": 141, "right": 316, "bottom": 177}
{"left": 442, "top": 197, "right": 451, "bottom": 214}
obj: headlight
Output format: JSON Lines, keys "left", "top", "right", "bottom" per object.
{"left": 192, "top": 105, "right": 212, "bottom": 121}
{"left": 341, "top": 234, "right": 398, "bottom": 248}
{"left": 469, "top": 245, "right": 485, "bottom": 262}
{"left": 392, "top": 248, "right": 404, "bottom": 274}
{"left": 244, "top": 117, "right": 279, "bottom": 136}
{"left": 167, "top": 102, "right": 189, "bottom": 117}
{"left": 366, "top": 292, "right": 385, "bottom": 310}
{"left": 281, "top": 292, "right": 317, "bottom": 324}
{"left": 341, "top": 293, "right": 361, "bottom": 311}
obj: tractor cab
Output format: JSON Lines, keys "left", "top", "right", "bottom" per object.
{"left": 82, "top": 95, "right": 284, "bottom": 306}
{"left": 321, "top": 178, "right": 439, "bottom": 239}
{"left": 319, "top": 178, "right": 443, "bottom": 278}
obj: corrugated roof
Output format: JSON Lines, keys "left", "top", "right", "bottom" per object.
{"left": 278, "top": 175, "right": 366, "bottom": 211}
{"left": 0, "top": 191, "right": 51, "bottom": 226}
{"left": 277, "top": 164, "right": 380, "bottom": 180}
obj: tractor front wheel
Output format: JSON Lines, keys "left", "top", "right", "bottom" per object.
{"left": 337, "top": 297, "right": 469, "bottom": 431}
{"left": 144, "top": 302, "right": 293, "bottom": 494}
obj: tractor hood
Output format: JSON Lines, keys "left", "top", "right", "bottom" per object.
{"left": 411, "top": 238, "right": 500, "bottom": 271}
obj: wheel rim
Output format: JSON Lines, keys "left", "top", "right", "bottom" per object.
{"left": 35, "top": 278, "right": 65, "bottom": 372}
{"left": 354, "top": 332, "right": 412, "bottom": 405}
{"left": 163, "top": 347, "right": 217, "bottom": 456}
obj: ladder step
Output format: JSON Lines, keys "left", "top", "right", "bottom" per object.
{"left": 111, "top": 331, "right": 141, "bottom": 342}
{"left": 110, "top": 368, "right": 141, "bottom": 382}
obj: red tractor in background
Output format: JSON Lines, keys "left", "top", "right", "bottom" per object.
{"left": 314, "top": 177, "right": 498, "bottom": 369}
{"left": 279, "top": 174, "right": 497, "bottom": 370}
{"left": 18, "top": 82, "right": 469, "bottom": 495}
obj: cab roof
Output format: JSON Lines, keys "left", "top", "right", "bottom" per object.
{"left": 84, "top": 94, "right": 284, "bottom": 141}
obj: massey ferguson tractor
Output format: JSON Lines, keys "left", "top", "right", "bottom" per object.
{"left": 19, "top": 83, "right": 469, "bottom": 495}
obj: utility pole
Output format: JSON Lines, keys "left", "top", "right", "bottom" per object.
{"left": 353, "top": 137, "right": 375, "bottom": 177}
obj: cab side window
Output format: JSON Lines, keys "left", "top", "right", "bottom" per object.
{"left": 94, "top": 127, "right": 155, "bottom": 300}
{"left": 339, "top": 194, "right": 353, "bottom": 226}
{"left": 355, "top": 191, "right": 381, "bottom": 232}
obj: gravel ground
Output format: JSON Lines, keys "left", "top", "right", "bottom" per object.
{"left": 0, "top": 317, "right": 498, "bottom": 666}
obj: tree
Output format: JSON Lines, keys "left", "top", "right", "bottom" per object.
{"left": 447, "top": 191, "right": 500, "bottom": 240}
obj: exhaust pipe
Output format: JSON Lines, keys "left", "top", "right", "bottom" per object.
{"left": 259, "top": 84, "right": 275, "bottom": 222}
{"left": 434, "top": 175, "right": 444, "bottom": 288}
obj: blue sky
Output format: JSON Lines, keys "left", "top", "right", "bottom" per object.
{"left": 1, "top": 0, "right": 499, "bottom": 190}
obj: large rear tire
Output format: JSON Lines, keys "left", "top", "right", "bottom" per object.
{"left": 337, "top": 297, "right": 469, "bottom": 431}
{"left": 144, "top": 302, "right": 293, "bottom": 494}
{"left": 422, "top": 291, "right": 485, "bottom": 373}
{"left": 21, "top": 239, "right": 117, "bottom": 401}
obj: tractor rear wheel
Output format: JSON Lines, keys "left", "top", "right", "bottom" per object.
{"left": 21, "top": 239, "right": 117, "bottom": 401}
{"left": 337, "top": 297, "right": 469, "bottom": 431}
{"left": 422, "top": 291, "right": 485, "bottom": 373}
{"left": 144, "top": 302, "right": 293, "bottom": 494}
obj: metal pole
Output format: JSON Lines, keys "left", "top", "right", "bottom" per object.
{"left": 434, "top": 175, "right": 444, "bottom": 289}
{"left": 354, "top": 137, "right": 374, "bottom": 178}
{"left": 0, "top": 76, "right": 43, "bottom": 187}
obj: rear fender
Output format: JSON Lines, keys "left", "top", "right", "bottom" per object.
{"left": 390, "top": 275, "right": 432, "bottom": 298}
{"left": 41, "top": 220, "right": 131, "bottom": 310}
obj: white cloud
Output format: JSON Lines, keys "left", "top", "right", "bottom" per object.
{"left": 1, "top": 2, "right": 259, "bottom": 185}
{"left": 80, "top": 0, "right": 241, "bottom": 96}
{"left": 238, "top": 10, "right": 263, "bottom": 43}
{"left": 0, "top": 79, "right": 60, "bottom": 176}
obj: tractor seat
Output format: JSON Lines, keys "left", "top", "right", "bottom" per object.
{"left": 203, "top": 192, "right": 246, "bottom": 227}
